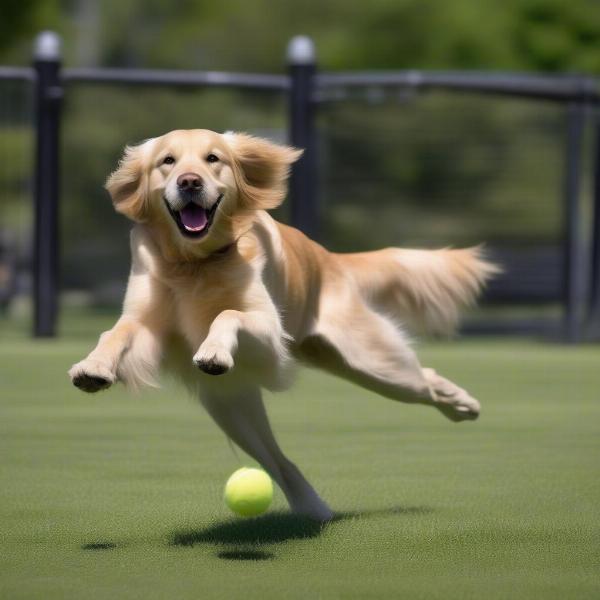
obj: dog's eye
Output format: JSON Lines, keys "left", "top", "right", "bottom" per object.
{"left": 206, "top": 154, "right": 219, "bottom": 163}
{"left": 162, "top": 155, "right": 175, "bottom": 165}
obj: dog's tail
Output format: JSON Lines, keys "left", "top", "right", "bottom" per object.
{"left": 340, "top": 246, "right": 500, "bottom": 336}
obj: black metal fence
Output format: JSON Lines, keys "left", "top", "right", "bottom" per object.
{"left": 1, "top": 31, "right": 599, "bottom": 341}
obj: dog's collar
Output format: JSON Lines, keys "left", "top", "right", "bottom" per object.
{"left": 211, "top": 240, "right": 237, "bottom": 257}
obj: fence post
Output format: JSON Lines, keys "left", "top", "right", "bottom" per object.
{"left": 287, "top": 36, "right": 318, "bottom": 239}
{"left": 589, "top": 116, "right": 600, "bottom": 336}
{"left": 33, "top": 31, "right": 62, "bottom": 337}
{"left": 562, "top": 102, "right": 585, "bottom": 343}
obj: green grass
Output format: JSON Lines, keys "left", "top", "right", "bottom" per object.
{"left": 1, "top": 312, "right": 599, "bottom": 599}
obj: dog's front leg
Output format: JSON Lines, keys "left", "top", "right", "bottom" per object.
{"left": 193, "top": 309, "right": 291, "bottom": 387}
{"left": 68, "top": 317, "right": 140, "bottom": 392}
{"left": 69, "top": 227, "right": 169, "bottom": 393}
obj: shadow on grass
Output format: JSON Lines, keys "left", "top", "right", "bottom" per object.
{"left": 217, "top": 549, "right": 275, "bottom": 561}
{"left": 81, "top": 542, "right": 117, "bottom": 551}
{"left": 171, "top": 505, "right": 432, "bottom": 548}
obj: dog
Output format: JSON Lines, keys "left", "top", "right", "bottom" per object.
{"left": 69, "top": 129, "right": 497, "bottom": 521}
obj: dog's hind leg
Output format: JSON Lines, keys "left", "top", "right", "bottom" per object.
{"left": 298, "top": 301, "right": 480, "bottom": 421}
{"left": 421, "top": 367, "right": 481, "bottom": 422}
{"left": 200, "top": 386, "right": 334, "bottom": 521}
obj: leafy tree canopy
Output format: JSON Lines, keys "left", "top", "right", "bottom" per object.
{"left": 1, "top": 0, "right": 600, "bottom": 73}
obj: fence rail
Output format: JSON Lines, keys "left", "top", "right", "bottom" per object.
{"left": 0, "top": 66, "right": 34, "bottom": 81}
{"left": 63, "top": 67, "right": 289, "bottom": 90}
{"left": 1, "top": 30, "right": 599, "bottom": 342}
{"left": 318, "top": 71, "right": 600, "bottom": 103}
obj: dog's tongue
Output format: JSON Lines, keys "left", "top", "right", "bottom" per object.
{"left": 179, "top": 203, "right": 207, "bottom": 231}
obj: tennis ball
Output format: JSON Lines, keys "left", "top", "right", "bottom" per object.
{"left": 224, "top": 467, "right": 273, "bottom": 517}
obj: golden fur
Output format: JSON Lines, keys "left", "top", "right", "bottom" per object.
{"left": 69, "top": 129, "right": 498, "bottom": 520}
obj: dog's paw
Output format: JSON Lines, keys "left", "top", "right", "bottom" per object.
{"left": 193, "top": 344, "right": 234, "bottom": 376}
{"left": 424, "top": 368, "right": 481, "bottom": 422}
{"left": 435, "top": 394, "right": 480, "bottom": 422}
{"left": 68, "top": 359, "right": 115, "bottom": 393}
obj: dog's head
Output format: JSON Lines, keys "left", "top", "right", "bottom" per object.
{"left": 105, "top": 129, "right": 301, "bottom": 254}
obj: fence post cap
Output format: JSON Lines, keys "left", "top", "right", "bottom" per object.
{"left": 287, "top": 35, "right": 315, "bottom": 65}
{"left": 34, "top": 31, "right": 61, "bottom": 60}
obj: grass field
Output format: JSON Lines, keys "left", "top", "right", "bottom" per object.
{"left": 1, "top": 312, "right": 599, "bottom": 599}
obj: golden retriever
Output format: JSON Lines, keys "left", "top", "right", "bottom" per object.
{"left": 69, "top": 129, "right": 497, "bottom": 521}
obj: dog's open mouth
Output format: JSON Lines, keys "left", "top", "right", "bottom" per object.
{"left": 165, "top": 195, "right": 223, "bottom": 239}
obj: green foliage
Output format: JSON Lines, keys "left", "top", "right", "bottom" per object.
{"left": 326, "top": 0, "right": 600, "bottom": 72}
{"left": 90, "top": 0, "right": 600, "bottom": 74}
{"left": 4, "top": 0, "right": 599, "bottom": 74}
{"left": 513, "top": 0, "right": 600, "bottom": 71}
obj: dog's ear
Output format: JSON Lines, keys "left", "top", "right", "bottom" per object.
{"left": 105, "top": 139, "right": 154, "bottom": 221}
{"left": 224, "top": 132, "right": 303, "bottom": 210}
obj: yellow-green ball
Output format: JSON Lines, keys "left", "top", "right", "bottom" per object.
{"left": 224, "top": 467, "right": 273, "bottom": 517}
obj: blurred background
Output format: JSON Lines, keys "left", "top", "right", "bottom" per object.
{"left": 1, "top": 0, "right": 600, "bottom": 339}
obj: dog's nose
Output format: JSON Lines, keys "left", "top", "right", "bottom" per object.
{"left": 177, "top": 172, "right": 203, "bottom": 192}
